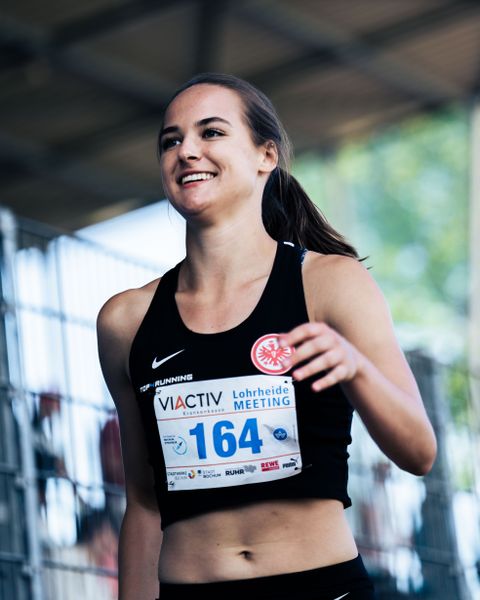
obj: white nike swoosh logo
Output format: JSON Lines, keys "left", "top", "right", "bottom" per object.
{"left": 333, "top": 594, "right": 350, "bottom": 600}
{"left": 152, "top": 349, "right": 185, "bottom": 369}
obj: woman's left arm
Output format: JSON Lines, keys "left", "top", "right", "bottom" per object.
{"left": 279, "top": 254, "right": 437, "bottom": 476}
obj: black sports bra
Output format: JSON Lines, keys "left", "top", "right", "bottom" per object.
{"left": 129, "top": 241, "right": 353, "bottom": 529}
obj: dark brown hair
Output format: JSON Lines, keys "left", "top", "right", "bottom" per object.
{"left": 159, "top": 73, "right": 361, "bottom": 259}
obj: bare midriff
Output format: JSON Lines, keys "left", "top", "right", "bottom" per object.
{"left": 158, "top": 498, "right": 358, "bottom": 583}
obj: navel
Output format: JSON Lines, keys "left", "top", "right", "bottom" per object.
{"left": 239, "top": 549, "right": 254, "bottom": 561}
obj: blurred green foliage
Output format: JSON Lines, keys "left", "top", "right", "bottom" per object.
{"left": 293, "top": 104, "right": 469, "bottom": 364}
{"left": 445, "top": 362, "right": 472, "bottom": 427}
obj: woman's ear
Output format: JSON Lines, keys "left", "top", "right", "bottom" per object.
{"left": 259, "top": 141, "right": 278, "bottom": 174}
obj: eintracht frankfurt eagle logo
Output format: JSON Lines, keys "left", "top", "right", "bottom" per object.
{"left": 251, "top": 334, "right": 294, "bottom": 375}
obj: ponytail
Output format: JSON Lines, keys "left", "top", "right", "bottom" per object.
{"left": 263, "top": 167, "right": 362, "bottom": 259}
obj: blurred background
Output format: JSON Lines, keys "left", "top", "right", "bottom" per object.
{"left": 0, "top": 0, "right": 479, "bottom": 598}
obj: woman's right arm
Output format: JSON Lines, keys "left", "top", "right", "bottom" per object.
{"left": 97, "top": 290, "right": 162, "bottom": 600}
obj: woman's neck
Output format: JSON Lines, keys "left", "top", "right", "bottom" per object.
{"left": 181, "top": 219, "right": 277, "bottom": 294}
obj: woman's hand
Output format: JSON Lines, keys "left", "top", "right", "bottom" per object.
{"left": 278, "top": 322, "right": 364, "bottom": 392}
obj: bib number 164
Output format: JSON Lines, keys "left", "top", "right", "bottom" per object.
{"left": 189, "top": 418, "right": 263, "bottom": 459}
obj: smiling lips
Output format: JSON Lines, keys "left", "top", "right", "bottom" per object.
{"left": 180, "top": 172, "right": 216, "bottom": 185}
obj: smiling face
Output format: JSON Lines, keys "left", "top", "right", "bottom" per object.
{"left": 159, "top": 84, "right": 277, "bottom": 222}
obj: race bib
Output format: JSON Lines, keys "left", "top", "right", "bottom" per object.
{"left": 153, "top": 374, "right": 302, "bottom": 491}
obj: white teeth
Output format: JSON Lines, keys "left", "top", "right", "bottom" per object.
{"left": 181, "top": 172, "right": 215, "bottom": 185}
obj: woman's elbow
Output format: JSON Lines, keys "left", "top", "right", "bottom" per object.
{"left": 401, "top": 431, "right": 437, "bottom": 476}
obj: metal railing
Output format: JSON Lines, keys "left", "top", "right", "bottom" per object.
{"left": 0, "top": 208, "right": 160, "bottom": 600}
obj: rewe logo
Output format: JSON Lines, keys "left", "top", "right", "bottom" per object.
{"left": 261, "top": 460, "right": 280, "bottom": 472}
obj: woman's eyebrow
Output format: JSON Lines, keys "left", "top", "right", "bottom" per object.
{"left": 160, "top": 116, "right": 232, "bottom": 138}
{"left": 196, "top": 116, "right": 232, "bottom": 128}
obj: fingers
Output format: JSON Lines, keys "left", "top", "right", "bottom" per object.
{"left": 311, "top": 364, "right": 349, "bottom": 392}
{"left": 279, "top": 323, "right": 334, "bottom": 371}
{"left": 278, "top": 322, "right": 357, "bottom": 392}
{"left": 289, "top": 349, "right": 340, "bottom": 381}
{"left": 278, "top": 322, "right": 329, "bottom": 349}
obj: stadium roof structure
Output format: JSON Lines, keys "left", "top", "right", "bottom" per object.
{"left": 1, "top": 0, "right": 479, "bottom": 230}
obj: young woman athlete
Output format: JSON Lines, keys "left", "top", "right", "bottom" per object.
{"left": 96, "top": 73, "right": 437, "bottom": 600}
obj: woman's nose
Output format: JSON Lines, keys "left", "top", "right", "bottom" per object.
{"left": 178, "top": 135, "right": 201, "bottom": 161}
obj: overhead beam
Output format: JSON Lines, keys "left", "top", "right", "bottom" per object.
{"left": 1, "top": 0, "right": 478, "bottom": 199}
{"left": 472, "top": 58, "right": 480, "bottom": 96}
{"left": 193, "top": 0, "right": 228, "bottom": 74}
{"left": 1, "top": 0, "right": 477, "bottom": 112}
{"left": 0, "top": 131, "right": 161, "bottom": 203}
{"left": 290, "top": 100, "right": 446, "bottom": 156}
{"left": 55, "top": 0, "right": 480, "bottom": 159}
{"left": 0, "top": 15, "right": 175, "bottom": 109}
{"left": 237, "top": 0, "right": 477, "bottom": 102}
{"left": 52, "top": 0, "right": 184, "bottom": 46}
{"left": 363, "top": 0, "right": 480, "bottom": 47}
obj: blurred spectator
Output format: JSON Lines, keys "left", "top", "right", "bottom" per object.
{"left": 44, "top": 508, "right": 118, "bottom": 599}
{"left": 32, "top": 391, "right": 67, "bottom": 512}
{"left": 79, "top": 508, "right": 119, "bottom": 598}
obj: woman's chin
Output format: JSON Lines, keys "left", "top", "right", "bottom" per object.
{"left": 174, "top": 200, "right": 217, "bottom": 223}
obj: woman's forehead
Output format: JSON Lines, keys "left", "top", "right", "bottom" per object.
{"left": 164, "top": 84, "right": 244, "bottom": 126}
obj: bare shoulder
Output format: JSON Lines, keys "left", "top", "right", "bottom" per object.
{"left": 302, "top": 251, "right": 390, "bottom": 330}
{"left": 96, "top": 278, "right": 161, "bottom": 382}
{"left": 303, "top": 250, "right": 366, "bottom": 274}
{"left": 97, "top": 278, "right": 160, "bottom": 343}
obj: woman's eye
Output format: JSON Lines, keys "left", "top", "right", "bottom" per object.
{"left": 203, "top": 128, "right": 224, "bottom": 139}
{"left": 160, "top": 137, "right": 180, "bottom": 151}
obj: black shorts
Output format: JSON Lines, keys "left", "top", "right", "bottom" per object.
{"left": 157, "top": 554, "right": 375, "bottom": 599}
